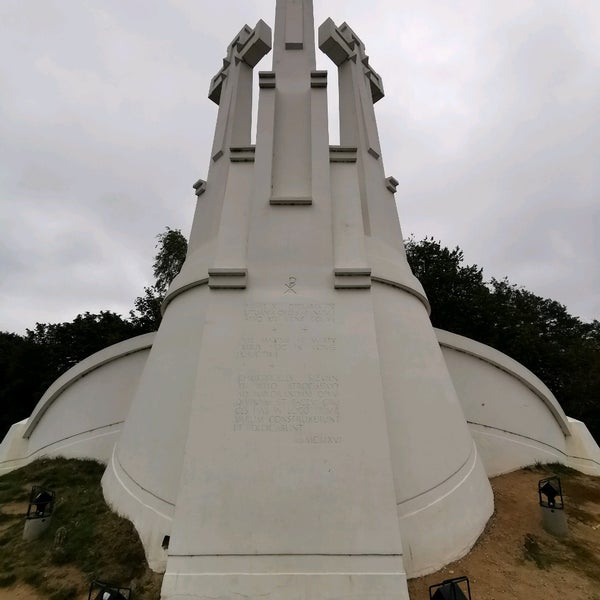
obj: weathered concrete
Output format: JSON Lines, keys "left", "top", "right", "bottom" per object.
{"left": 104, "top": 2, "right": 492, "bottom": 595}
{"left": 1, "top": 2, "right": 599, "bottom": 599}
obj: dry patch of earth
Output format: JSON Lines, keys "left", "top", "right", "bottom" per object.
{"left": 0, "top": 460, "right": 598, "bottom": 599}
{"left": 408, "top": 464, "right": 600, "bottom": 600}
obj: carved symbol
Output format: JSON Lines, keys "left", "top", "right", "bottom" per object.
{"left": 284, "top": 276, "right": 297, "bottom": 294}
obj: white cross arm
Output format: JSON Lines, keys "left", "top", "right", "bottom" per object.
{"left": 318, "top": 18, "right": 350, "bottom": 66}
{"left": 319, "top": 18, "right": 384, "bottom": 103}
{"left": 208, "top": 20, "right": 272, "bottom": 105}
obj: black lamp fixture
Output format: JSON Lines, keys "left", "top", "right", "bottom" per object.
{"left": 538, "top": 476, "right": 564, "bottom": 510}
{"left": 429, "top": 575, "right": 472, "bottom": 600}
{"left": 26, "top": 486, "right": 55, "bottom": 519}
{"left": 88, "top": 580, "right": 132, "bottom": 600}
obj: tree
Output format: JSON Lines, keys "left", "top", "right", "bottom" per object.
{"left": 129, "top": 227, "right": 188, "bottom": 332}
{"left": 152, "top": 227, "right": 188, "bottom": 295}
{"left": 0, "top": 312, "right": 135, "bottom": 439}
{"left": 0, "top": 227, "right": 188, "bottom": 439}
{"left": 405, "top": 237, "right": 493, "bottom": 340}
{"left": 405, "top": 237, "right": 600, "bottom": 443}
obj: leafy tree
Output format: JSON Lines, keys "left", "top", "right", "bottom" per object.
{"left": 0, "top": 313, "right": 135, "bottom": 439}
{"left": 0, "top": 227, "right": 187, "bottom": 438}
{"left": 405, "top": 237, "right": 600, "bottom": 442}
{"left": 405, "top": 237, "right": 494, "bottom": 340}
{"left": 130, "top": 227, "right": 187, "bottom": 332}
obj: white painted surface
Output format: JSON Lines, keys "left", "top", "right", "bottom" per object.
{"left": 437, "top": 328, "right": 600, "bottom": 476}
{"left": 566, "top": 418, "right": 600, "bottom": 476}
{"left": 0, "top": 334, "right": 153, "bottom": 473}
{"left": 372, "top": 284, "right": 493, "bottom": 576}
{"left": 2, "top": 2, "right": 599, "bottom": 597}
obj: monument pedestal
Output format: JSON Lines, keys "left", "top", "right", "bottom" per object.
{"left": 540, "top": 506, "right": 568, "bottom": 537}
{"left": 101, "top": 3, "right": 494, "bottom": 597}
{"left": 162, "top": 556, "right": 409, "bottom": 600}
{"left": 162, "top": 286, "right": 409, "bottom": 598}
{"left": 23, "top": 515, "right": 52, "bottom": 541}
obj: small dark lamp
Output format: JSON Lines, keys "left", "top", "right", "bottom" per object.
{"left": 538, "top": 476, "right": 564, "bottom": 510}
{"left": 429, "top": 576, "right": 471, "bottom": 600}
{"left": 26, "top": 486, "right": 55, "bottom": 519}
{"left": 88, "top": 580, "right": 132, "bottom": 600}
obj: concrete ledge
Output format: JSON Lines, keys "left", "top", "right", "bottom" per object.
{"left": 0, "top": 422, "right": 122, "bottom": 475}
{"left": 270, "top": 196, "right": 313, "bottom": 205}
{"left": 102, "top": 446, "right": 174, "bottom": 571}
{"left": 365, "top": 236, "right": 430, "bottom": 313}
{"left": 208, "top": 268, "right": 248, "bottom": 289}
{"left": 161, "top": 556, "right": 409, "bottom": 600}
{"left": 396, "top": 442, "right": 493, "bottom": 577}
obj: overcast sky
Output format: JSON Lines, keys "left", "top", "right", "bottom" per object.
{"left": 1, "top": 0, "right": 599, "bottom": 334}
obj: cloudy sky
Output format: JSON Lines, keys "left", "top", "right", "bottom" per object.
{"left": 1, "top": 0, "right": 599, "bottom": 334}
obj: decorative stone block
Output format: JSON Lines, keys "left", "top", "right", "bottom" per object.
{"left": 208, "top": 268, "right": 248, "bottom": 289}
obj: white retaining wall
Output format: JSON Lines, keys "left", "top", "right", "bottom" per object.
{"left": 437, "top": 328, "right": 600, "bottom": 476}
{"left": 0, "top": 333, "right": 154, "bottom": 474}
{"left": 2, "top": 328, "right": 598, "bottom": 479}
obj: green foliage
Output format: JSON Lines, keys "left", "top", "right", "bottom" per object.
{"left": 0, "top": 227, "right": 187, "bottom": 439}
{"left": 0, "top": 313, "right": 135, "bottom": 440}
{"left": 405, "top": 237, "right": 493, "bottom": 340}
{"left": 405, "top": 237, "right": 600, "bottom": 442}
{"left": 0, "top": 458, "right": 158, "bottom": 598}
{"left": 130, "top": 227, "right": 187, "bottom": 332}
{"left": 0, "top": 230, "right": 597, "bottom": 446}
{"left": 152, "top": 227, "right": 188, "bottom": 295}
{"left": 0, "top": 573, "right": 17, "bottom": 587}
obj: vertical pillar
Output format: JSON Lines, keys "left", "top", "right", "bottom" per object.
{"left": 319, "top": 19, "right": 404, "bottom": 253}
{"left": 269, "top": 0, "right": 316, "bottom": 205}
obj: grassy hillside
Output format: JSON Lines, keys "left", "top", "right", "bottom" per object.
{"left": 0, "top": 459, "right": 598, "bottom": 600}
{"left": 0, "top": 458, "right": 162, "bottom": 600}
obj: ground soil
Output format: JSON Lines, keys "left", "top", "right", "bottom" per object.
{"left": 0, "top": 463, "right": 598, "bottom": 600}
{"left": 408, "top": 464, "right": 600, "bottom": 600}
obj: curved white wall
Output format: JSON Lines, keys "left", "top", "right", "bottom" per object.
{"left": 0, "top": 333, "right": 154, "bottom": 473}
{"left": 436, "top": 328, "right": 600, "bottom": 476}
{"left": 3, "top": 327, "right": 598, "bottom": 482}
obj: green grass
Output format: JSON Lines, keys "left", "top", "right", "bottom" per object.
{"left": 0, "top": 458, "right": 162, "bottom": 599}
{"left": 523, "top": 460, "right": 578, "bottom": 476}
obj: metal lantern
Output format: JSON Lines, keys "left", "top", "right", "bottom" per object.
{"left": 88, "top": 580, "right": 132, "bottom": 600}
{"left": 538, "top": 475, "right": 568, "bottom": 536}
{"left": 23, "top": 486, "right": 55, "bottom": 541}
{"left": 538, "top": 476, "right": 564, "bottom": 509}
{"left": 429, "top": 575, "right": 472, "bottom": 600}
{"left": 26, "top": 486, "right": 55, "bottom": 518}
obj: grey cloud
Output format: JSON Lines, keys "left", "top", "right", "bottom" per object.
{"left": 1, "top": 0, "right": 599, "bottom": 333}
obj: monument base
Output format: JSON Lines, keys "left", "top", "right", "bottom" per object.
{"left": 23, "top": 515, "right": 52, "bottom": 541}
{"left": 161, "top": 555, "right": 410, "bottom": 600}
{"left": 540, "top": 506, "right": 568, "bottom": 537}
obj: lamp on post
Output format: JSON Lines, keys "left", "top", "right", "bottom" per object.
{"left": 23, "top": 486, "right": 55, "bottom": 541}
{"left": 429, "top": 575, "right": 472, "bottom": 600}
{"left": 538, "top": 475, "right": 568, "bottom": 536}
{"left": 88, "top": 580, "right": 132, "bottom": 600}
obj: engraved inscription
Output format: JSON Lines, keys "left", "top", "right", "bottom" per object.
{"left": 235, "top": 302, "right": 340, "bottom": 441}
{"left": 296, "top": 434, "right": 342, "bottom": 444}
{"left": 234, "top": 374, "right": 340, "bottom": 433}
{"left": 236, "top": 335, "right": 336, "bottom": 359}
{"left": 245, "top": 303, "right": 334, "bottom": 323}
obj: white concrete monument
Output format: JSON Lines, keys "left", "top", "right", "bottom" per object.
{"left": 101, "top": 2, "right": 494, "bottom": 598}
{"left": 2, "top": 2, "right": 599, "bottom": 600}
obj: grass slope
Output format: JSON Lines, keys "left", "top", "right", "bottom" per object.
{"left": 0, "top": 460, "right": 598, "bottom": 600}
{"left": 0, "top": 458, "right": 161, "bottom": 600}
